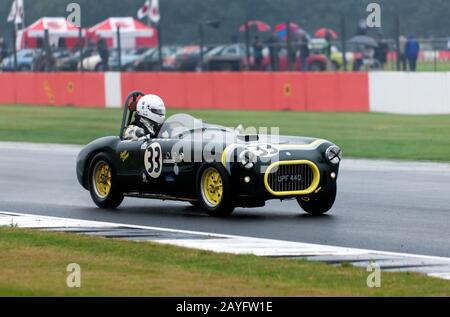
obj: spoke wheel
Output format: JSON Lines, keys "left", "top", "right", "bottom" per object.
{"left": 93, "top": 161, "right": 112, "bottom": 199}
{"left": 201, "top": 168, "right": 224, "bottom": 208}
{"left": 197, "top": 164, "right": 234, "bottom": 217}
{"left": 88, "top": 153, "right": 124, "bottom": 209}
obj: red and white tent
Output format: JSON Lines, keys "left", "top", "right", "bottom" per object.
{"left": 88, "top": 17, "right": 158, "bottom": 49}
{"left": 17, "top": 17, "right": 84, "bottom": 50}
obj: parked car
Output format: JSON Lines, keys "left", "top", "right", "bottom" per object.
{"left": 109, "top": 48, "right": 148, "bottom": 71}
{"left": 1, "top": 49, "right": 40, "bottom": 71}
{"left": 56, "top": 49, "right": 95, "bottom": 71}
{"left": 174, "top": 45, "right": 211, "bottom": 71}
{"left": 307, "top": 38, "right": 352, "bottom": 71}
{"left": 34, "top": 49, "right": 72, "bottom": 72}
{"left": 132, "top": 46, "right": 179, "bottom": 71}
{"left": 203, "top": 44, "right": 260, "bottom": 71}
{"left": 80, "top": 53, "right": 102, "bottom": 71}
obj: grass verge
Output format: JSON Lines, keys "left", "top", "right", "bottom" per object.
{"left": 1, "top": 105, "right": 450, "bottom": 161}
{"left": 0, "top": 227, "right": 449, "bottom": 296}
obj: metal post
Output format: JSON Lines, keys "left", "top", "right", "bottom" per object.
{"left": 44, "top": 29, "right": 50, "bottom": 72}
{"left": 157, "top": 22, "right": 163, "bottom": 71}
{"left": 341, "top": 16, "right": 347, "bottom": 71}
{"left": 395, "top": 15, "right": 400, "bottom": 71}
{"left": 245, "top": 21, "right": 251, "bottom": 68}
{"left": 286, "top": 21, "right": 293, "bottom": 71}
{"left": 198, "top": 23, "right": 205, "bottom": 71}
{"left": 433, "top": 40, "right": 437, "bottom": 72}
{"left": 12, "top": 26, "right": 17, "bottom": 71}
{"left": 78, "top": 27, "right": 84, "bottom": 72}
{"left": 116, "top": 26, "right": 122, "bottom": 71}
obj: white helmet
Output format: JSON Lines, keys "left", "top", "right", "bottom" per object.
{"left": 136, "top": 94, "right": 166, "bottom": 125}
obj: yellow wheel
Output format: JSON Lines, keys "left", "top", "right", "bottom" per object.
{"left": 197, "top": 164, "right": 234, "bottom": 217}
{"left": 89, "top": 153, "right": 124, "bottom": 209}
{"left": 93, "top": 161, "right": 111, "bottom": 199}
{"left": 201, "top": 168, "right": 224, "bottom": 208}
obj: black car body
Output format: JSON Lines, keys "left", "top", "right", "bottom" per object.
{"left": 77, "top": 91, "right": 342, "bottom": 216}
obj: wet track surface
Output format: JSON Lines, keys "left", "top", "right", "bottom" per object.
{"left": 0, "top": 142, "right": 449, "bottom": 257}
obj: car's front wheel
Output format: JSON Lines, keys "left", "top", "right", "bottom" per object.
{"left": 88, "top": 153, "right": 124, "bottom": 209}
{"left": 297, "top": 186, "right": 336, "bottom": 215}
{"left": 197, "top": 163, "right": 234, "bottom": 217}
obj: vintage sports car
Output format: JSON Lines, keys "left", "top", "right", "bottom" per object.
{"left": 77, "top": 91, "right": 342, "bottom": 217}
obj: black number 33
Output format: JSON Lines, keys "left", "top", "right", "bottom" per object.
{"left": 144, "top": 143, "right": 163, "bottom": 178}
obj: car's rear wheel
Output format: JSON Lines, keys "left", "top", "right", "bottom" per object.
{"left": 88, "top": 153, "right": 124, "bottom": 209}
{"left": 197, "top": 163, "right": 234, "bottom": 217}
{"left": 297, "top": 186, "right": 336, "bottom": 215}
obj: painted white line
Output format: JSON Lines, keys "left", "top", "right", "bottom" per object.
{"left": 1, "top": 211, "right": 450, "bottom": 281}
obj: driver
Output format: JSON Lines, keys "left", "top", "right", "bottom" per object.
{"left": 124, "top": 94, "right": 166, "bottom": 141}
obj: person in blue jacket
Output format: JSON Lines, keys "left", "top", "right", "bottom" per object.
{"left": 405, "top": 34, "right": 420, "bottom": 72}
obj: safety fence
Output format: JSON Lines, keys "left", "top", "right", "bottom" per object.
{"left": 1, "top": 72, "right": 450, "bottom": 114}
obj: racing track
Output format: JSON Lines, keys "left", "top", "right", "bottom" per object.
{"left": 0, "top": 142, "right": 449, "bottom": 257}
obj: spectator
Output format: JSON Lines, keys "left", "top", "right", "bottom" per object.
{"left": 0, "top": 38, "right": 8, "bottom": 62}
{"left": 287, "top": 35, "right": 298, "bottom": 70}
{"left": 374, "top": 36, "right": 388, "bottom": 69}
{"left": 324, "top": 31, "right": 333, "bottom": 70}
{"left": 298, "top": 33, "right": 310, "bottom": 71}
{"left": 44, "top": 41, "right": 55, "bottom": 72}
{"left": 266, "top": 32, "right": 280, "bottom": 71}
{"left": 252, "top": 36, "right": 264, "bottom": 70}
{"left": 399, "top": 35, "right": 407, "bottom": 71}
{"left": 97, "top": 38, "right": 109, "bottom": 71}
{"left": 405, "top": 34, "right": 420, "bottom": 72}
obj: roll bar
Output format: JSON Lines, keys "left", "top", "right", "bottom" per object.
{"left": 120, "top": 90, "right": 145, "bottom": 140}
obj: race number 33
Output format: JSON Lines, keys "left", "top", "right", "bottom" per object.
{"left": 144, "top": 143, "right": 162, "bottom": 178}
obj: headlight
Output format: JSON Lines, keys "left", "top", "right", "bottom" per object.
{"left": 239, "top": 150, "right": 257, "bottom": 170}
{"left": 325, "top": 146, "right": 342, "bottom": 165}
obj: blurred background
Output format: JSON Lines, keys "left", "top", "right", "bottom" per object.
{"left": 1, "top": 0, "right": 450, "bottom": 73}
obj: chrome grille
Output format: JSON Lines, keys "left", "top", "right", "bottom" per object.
{"left": 266, "top": 163, "right": 315, "bottom": 194}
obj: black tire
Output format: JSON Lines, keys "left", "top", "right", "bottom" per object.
{"left": 297, "top": 186, "right": 337, "bottom": 215}
{"left": 196, "top": 163, "right": 235, "bottom": 217}
{"left": 88, "top": 153, "right": 124, "bottom": 209}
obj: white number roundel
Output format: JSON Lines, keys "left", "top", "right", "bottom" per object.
{"left": 144, "top": 143, "right": 163, "bottom": 179}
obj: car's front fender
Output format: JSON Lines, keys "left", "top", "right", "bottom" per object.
{"left": 76, "top": 136, "right": 121, "bottom": 189}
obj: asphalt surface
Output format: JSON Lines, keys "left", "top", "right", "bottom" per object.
{"left": 0, "top": 142, "right": 449, "bottom": 257}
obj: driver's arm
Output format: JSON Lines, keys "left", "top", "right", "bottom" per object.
{"left": 123, "top": 125, "right": 146, "bottom": 141}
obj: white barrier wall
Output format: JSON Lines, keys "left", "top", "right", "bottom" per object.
{"left": 369, "top": 72, "right": 450, "bottom": 114}
{"left": 104, "top": 72, "right": 122, "bottom": 108}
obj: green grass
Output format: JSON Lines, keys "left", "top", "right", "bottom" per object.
{"left": 384, "top": 61, "right": 450, "bottom": 72}
{"left": 1, "top": 105, "right": 450, "bottom": 161}
{"left": 417, "top": 61, "right": 450, "bottom": 72}
{"left": 0, "top": 227, "right": 448, "bottom": 296}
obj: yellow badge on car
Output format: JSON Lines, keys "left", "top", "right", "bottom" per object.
{"left": 120, "top": 151, "right": 130, "bottom": 162}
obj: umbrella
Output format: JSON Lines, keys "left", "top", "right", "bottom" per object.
{"left": 349, "top": 35, "right": 378, "bottom": 48}
{"left": 274, "top": 22, "right": 301, "bottom": 40}
{"left": 239, "top": 20, "right": 271, "bottom": 33}
{"left": 315, "top": 28, "right": 338, "bottom": 40}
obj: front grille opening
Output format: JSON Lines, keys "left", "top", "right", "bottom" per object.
{"left": 267, "top": 163, "right": 315, "bottom": 193}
